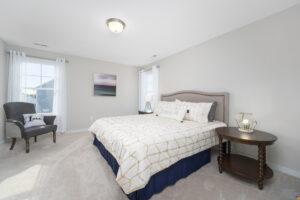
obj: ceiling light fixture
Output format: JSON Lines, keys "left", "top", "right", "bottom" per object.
{"left": 106, "top": 18, "right": 126, "bottom": 34}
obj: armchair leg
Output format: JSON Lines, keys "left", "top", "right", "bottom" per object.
{"left": 25, "top": 138, "right": 30, "bottom": 153}
{"left": 53, "top": 131, "right": 56, "bottom": 143}
{"left": 10, "top": 138, "right": 16, "bottom": 150}
{"left": 34, "top": 136, "right": 37, "bottom": 142}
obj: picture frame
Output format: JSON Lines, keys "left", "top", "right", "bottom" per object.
{"left": 93, "top": 73, "right": 117, "bottom": 96}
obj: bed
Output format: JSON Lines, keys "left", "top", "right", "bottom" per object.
{"left": 89, "top": 90, "right": 229, "bottom": 200}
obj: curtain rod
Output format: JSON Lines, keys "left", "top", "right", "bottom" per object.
{"left": 5, "top": 51, "right": 69, "bottom": 63}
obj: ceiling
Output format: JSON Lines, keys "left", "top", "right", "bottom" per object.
{"left": 0, "top": 0, "right": 299, "bottom": 66}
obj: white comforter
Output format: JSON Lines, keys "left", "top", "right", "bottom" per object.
{"left": 89, "top": 114, "right": 226, "bottom": 194}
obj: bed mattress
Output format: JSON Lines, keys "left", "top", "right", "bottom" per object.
{"left": 89, "top": 114, "right": 226, "bottom": 194}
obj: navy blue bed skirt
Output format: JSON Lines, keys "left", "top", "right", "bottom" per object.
{"left": 93, "top": 136, "right": 211, "bottom": 200}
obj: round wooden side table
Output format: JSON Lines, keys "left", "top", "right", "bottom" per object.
{"left": 216, "top": 127, "right": 277, "bottom": 190}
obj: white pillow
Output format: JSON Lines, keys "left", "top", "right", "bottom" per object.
{"left": 159, "top": 107, "right": 186, "bottom": 121}
{"left": 176, "top": 99, "right": 212, "bottom": 123}
{"left": 23, "top": 114, "right": 46, "bottom": 128}
{"left": 153, "top": 101, "right": 177, "bottom": 115}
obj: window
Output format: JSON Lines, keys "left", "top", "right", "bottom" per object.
{"left": 20, "top": 58, "right": 56, "bottom": 113}
{"left": 139, "top": 66, "right": 159, "bottom": 111}
{"left": 8, "top": 51, "right": 67, "bottom": 132}
{"left": 145, "top": 70, "right": 153, "bottom": 95}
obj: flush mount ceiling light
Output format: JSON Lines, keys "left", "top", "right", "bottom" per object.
{"left": 106, "top": 18, "right": 126, "bottom": 34}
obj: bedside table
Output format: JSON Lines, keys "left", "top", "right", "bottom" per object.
{"left": 138, "top": 111, "right": 153, "bottom": 115}
{"left": 216, "top": 127, "right": 277, "bottom": 190}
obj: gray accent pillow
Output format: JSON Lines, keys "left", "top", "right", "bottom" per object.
{"left": 208, "top": 102, "right": 217, "bottom": 122}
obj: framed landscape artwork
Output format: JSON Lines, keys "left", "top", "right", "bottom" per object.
{"left": 94, "top": 73, "right": 117, "bottom": 96}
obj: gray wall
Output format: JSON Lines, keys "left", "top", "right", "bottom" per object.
{"left": 4, "top": 45, "right": 139, "bottom": 133}
{"left": 0, "top": 39, "right": 8, "bottom": 143}
{"left": 149, "top": 5, "right": 300, "bottom": 176}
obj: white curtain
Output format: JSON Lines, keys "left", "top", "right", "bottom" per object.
{"left": 152, "top": 65, "right": 159, "bottom": 108}
{"left": 139, "top": 69, "right": 146, "bottom": 111}
{"left": 7, "top": 51, "right": 26, "bottom": 102}
{"left": 53, "top": 58, "right": 67, "bottom": 133}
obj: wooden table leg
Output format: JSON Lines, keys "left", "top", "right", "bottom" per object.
{"left": 227, "top": 141, "right": 231, "bottom": 155}
{"left": 218, "top": 136, "right": 223, "bottom": 173}
{"left": 263, "top": 145, "right": 266, "bottom": 172}
{"left": 258, "top": 144, "right": 265, "bottom": 189}
{"left": 10, "top": 138, "right": 16, "bottom": 150}
{"left": 25, "top": 138, "right": 30, "bottom": 153}
{"left": 53, "top": 131, "right": 56, "bottom": 143}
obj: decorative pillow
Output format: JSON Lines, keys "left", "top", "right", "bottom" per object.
{"left": 159, "top": 107, "right": 187, "bottom": 121}
{"left": 153, "top": 101, "right": 177, "bottom": 115}
{"left": 23, "top": 114, "right": 46, "bottom": 128}
{"left": 208, "top": 102, "right": 217, "bottom": 122}
{"left": 176, "top": 100, "right": 213, "bottom": 123}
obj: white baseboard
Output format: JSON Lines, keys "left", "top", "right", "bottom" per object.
{"left": 65, "top": 128, "right": 88, "bottom": 134}
{"left": 268, "top": 162, "right": 300, "bottom": 179}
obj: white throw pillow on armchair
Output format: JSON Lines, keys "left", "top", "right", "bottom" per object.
{"left": 23, "top": 114, "right": 46, "bottom": 128}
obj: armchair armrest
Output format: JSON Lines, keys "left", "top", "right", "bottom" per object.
{"left": 7, "top": 119, "right": 25, "bottom": 132}
{"left": 44, "top": 115, "right": 56, "bottom": 125}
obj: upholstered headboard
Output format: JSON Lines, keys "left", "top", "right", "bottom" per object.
{"left": 161, "top": 90, "right": 229, "bottom": 124}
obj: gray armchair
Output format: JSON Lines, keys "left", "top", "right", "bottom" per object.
{"left": 3, "top": 102, "right": 57, "bottom": 153}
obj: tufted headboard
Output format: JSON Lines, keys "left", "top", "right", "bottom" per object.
{"left": 161, "top": 90, "right": 229, "bottom": 124}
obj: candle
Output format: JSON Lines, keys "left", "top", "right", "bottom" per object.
{"left": 242, "top": 119, "right": 250, "bottom": 125}
{"left": 242, "top": 119, "right": 250, "bottom": 130}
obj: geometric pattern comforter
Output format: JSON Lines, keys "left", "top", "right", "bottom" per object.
{"left": 89, "top": 114, "right": 226, "bottom": 194}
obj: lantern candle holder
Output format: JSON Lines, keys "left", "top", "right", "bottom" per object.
{"left": 144, "top": 93, "right": 153, "bottom": 113}
{"left": 235, "top": 112, "right": 257, "bottom": 133}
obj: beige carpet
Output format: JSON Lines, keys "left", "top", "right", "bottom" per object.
{"left": 0, "top": 132, "right": 299, "bottom": 200}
